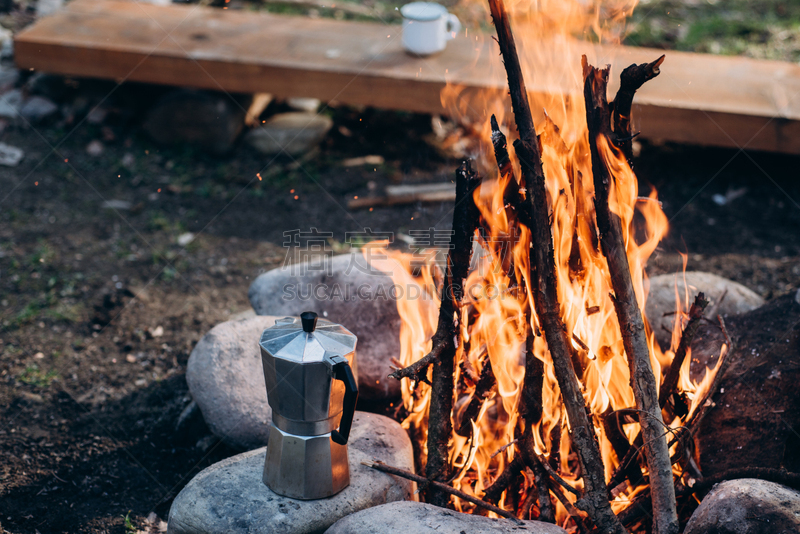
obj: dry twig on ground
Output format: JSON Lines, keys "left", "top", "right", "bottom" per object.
{"left": 362, "top": 461, "right": 524, "bottom": 523}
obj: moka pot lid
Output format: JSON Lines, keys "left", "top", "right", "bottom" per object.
{"left": 259, "top": 311, "right": 357, "bottom": 363}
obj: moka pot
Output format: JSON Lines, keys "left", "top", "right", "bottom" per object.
{"left": 259, "top": 311, "right": 358, "bottom": 500}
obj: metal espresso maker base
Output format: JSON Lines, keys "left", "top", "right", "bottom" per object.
{"left": 263, "top": 422, "right": 350, "bottom": 500}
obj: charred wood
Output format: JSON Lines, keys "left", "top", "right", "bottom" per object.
{"left": 612, "top": 55, "right": 665, "bottom": 164}
{"left": 659, "top": 292, "right": 709, "bottom": 409}
{"left": 457, "top": 358, "right": 497, "bottom": 437}
{"left": 425, "top": 160, "right": 482, "bottom": 506}
{"left": 490, "top": 114, "right": 531, "bottom": 230}
{"left": 603, "top": 410, "right": 644, "bottom": 488}
{"left": 483, "top": 454, "right": 525, "bottom": 505}
{"left": 485, "top": 0, "right": 625, "bottom": 526}
{"left": 584, "top": 55, "right": 678, "bottom": 534}
{"left": 362, "top": 461, "right": 524, "bottom": 523}
{"left": 549, "top": 482, "right": 591, "bottom": 534}
{"left": 514, "top": 135, "right": 624, "bottom": 533}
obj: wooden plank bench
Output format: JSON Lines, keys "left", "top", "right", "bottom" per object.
{"left": 14, "top": 0, "right": 800, "bottom": 154}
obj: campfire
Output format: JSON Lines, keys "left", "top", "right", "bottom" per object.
{"left": 364, "top": 0, "right": 734, "bottom": 532}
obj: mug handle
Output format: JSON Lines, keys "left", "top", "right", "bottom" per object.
{"left": 445, "top": 13, "right": 461, "bottom": 41}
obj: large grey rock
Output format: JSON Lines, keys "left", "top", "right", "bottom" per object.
{"left": 325, "top": 501, "right": 567, "bottom": 534}
{"left": 186, "top": 315, "right": 279, "bottom": 450}
{"left": 645, "top": 271, "right": 764, "bottom": 350}
{"left": 684, "top": 479, "right": 800, "bottom": 534}
{"left": 244, "top": 112, "right": 332, "bottom": 156}
{"left": 249, "top": 253, "right": 401, "bottom": 400}
{"left": 167, "top": 412, "right": 415, "bottom": 534}
{"left": 694, "top": 293, "right": 800, "bottom": 476}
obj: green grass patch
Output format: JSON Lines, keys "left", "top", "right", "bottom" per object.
{"left": 13, "top": 301, "right": 41, "bottom": 326}
{"left": 45, "top": 303, "right": 86, "bottom": 323}
{"left": 19, "top": 364, "right": 60, "bottom": 388}
{"left": 625, "top": 0, "right": 800, "bottom": 62}
{"left": 122, "top": 511, "right": 137, "bottom": 534}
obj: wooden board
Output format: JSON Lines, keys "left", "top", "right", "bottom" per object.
{"left": 14, "top": 0, "right": 800, "bottom": 154}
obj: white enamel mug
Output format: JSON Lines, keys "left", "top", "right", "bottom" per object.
{"left": 401, "top": 2, "right": 461, "bottom": 56}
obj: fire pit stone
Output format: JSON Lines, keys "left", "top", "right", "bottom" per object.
{"left": 695, "top": 292, "right": 800, "bottom": 476}
{"left": 167, "top": 412, "right": 415, "bottom": 534}
{"left": 324, "top": 501, "right": 567, "bottom": 533}
{"left": 684, "top": 478, "right": 800, "bottom": 534}
{"left": 186, "top": 314, "right": 280, "bottom": 450}
{"left": 645, "top": 271, "right": 764, "bottom": 351}
{"left": 248, "top": 253, "right": 402, "bottom": 400}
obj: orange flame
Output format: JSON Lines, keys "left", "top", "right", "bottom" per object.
{"left": 364, "top": 0, "right": 718, "bottom": 528}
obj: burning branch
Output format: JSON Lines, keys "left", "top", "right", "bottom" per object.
{"left": 519, "top": 337, "right": 553, "bottom": 523}
{"left": 388, "top": 343, "right": 445, "bottom": 383}
{"left": 490, "top": 115, "right": 530, "bottom": 230}
{"left": 530, "top": 456, "right": 555, "bottom": 523}
{"left": 403, "top": 160, "right": 481, "bottom": 506}
{"left": 607, "top": 291, "right": 710, "bottom": 490}
{"left": 492, "top": 108, "right": 556, "bottom": 524}
{"left": 362, "top": 461, "right": 524, "bottom": 523}
{"left": 483, "top": 455, "right": 524, "bottom": 505}
{"left": 659, "top": 292, "right": 709, "bottom": 409}
{"left": 549, "top": 483, "right": 591, "bottom": 534}
{"left": 456, "top": 357, "right": 497, "bottom": 437}
{"left": 518, "top": 77, "right": 630, "bottom": 534}
{"left": 603, "top": 410, "right": 644, "bottom": 489}
{"left": 487, "top": 1, "right": 627, "bottom": 532}
{"left": 678, "top": 316, "right": 733, "bottom": 435}
{"left": 612, "top": 55, "right": 665, "bottom": 164}
{"left": 583, "top": 56, "right": 678, "bottom": 534}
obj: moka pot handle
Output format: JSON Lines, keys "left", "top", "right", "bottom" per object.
{"left": 329, "top": 357, "right": 358, "bottom": 445}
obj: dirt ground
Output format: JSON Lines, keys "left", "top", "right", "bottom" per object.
{"left": 1, "top": 72, "right": 799, "bottom": 534}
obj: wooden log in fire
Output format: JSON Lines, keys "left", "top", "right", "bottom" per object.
{"left": 519, "top": 334, "right": 553, "bottom": 523}
{"left": 483, "top": 455, "right": 524, "bottom": 505}
{"left": 456, "top": 357, "right": 497, "bottom": 438}
{"left": 486, "top": 0, "right": 627, "bottom": 532}
{"left": 606, "top": 293, "right": 712, "bottom": 492}
{"left": 388, "top": 160, "right": 481, "bottom": 506}
{"left": 490, "top": 115, "right": 531, "bottom": 231}
{"left": 426, "top": 160, "right": 481, "bottom": 506}
{"left": 612, "top": 55, "right": 665, "bottom": 165}
{"left": 659, "top": 292, "right": 709, "bottom": 409}
{"left": 583, "top": 56, "right": 679, "bottom": 534}
{"left": 485, "top": 119, "right": 555, "bottom": 522}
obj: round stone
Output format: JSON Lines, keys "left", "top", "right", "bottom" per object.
{"left": 167, "top": 412, "right": 415, "bottom": 534}
{"left": 244, "top": 112, "right": 332, "bottom": 156}
{"left": 684, "top": 479, "right": 800, "bottom": 534}
{"left": 324, "top": 501, "right": 568, "bottom": 534}
{"left": 645, "top": 271, "right": 764, "bottom": 350}
{"left": 248, "top": 253, "right": 402, "bottom": 400}
{"left": 187, "top": 315, "right": 280, "bottom": 450}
